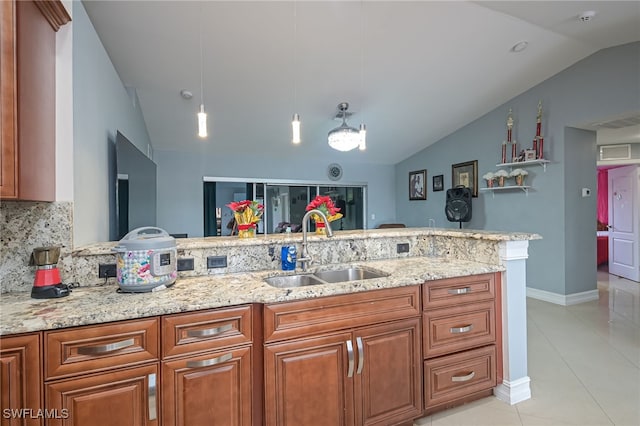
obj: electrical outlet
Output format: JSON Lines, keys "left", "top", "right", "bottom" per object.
{"left": 207, "top": 255, "right": 227, "bottom": 269}
{"left": 397, "top": 243, "right": 410, "bottom": 254}
{"left": 177, "top": 258, "right": 194, "bottom": 271}
{"left": 98, "top": 263, "right": 117, "bottom": 278}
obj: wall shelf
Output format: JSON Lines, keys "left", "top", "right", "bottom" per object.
{"left": 496, "top": 159, "right": 550, "bottom": 172}
{"left": 480, "top": 185, "right": 530, "bottom": 197}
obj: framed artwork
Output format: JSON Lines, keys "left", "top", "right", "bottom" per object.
{"left": 451, "top": 160, "right": 478, "bottom": 197}
{"left": 432, "top": 174, "right": 444, "bottom": 192}
{"left": 409, "top": 169, "right": 427, "bottom": 200}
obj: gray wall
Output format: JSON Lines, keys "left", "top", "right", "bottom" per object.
{"left": 154, "top": 150, "right": 396, "bottom": 237}
{"left": 395, "top": 42, "right": 640, "bottom": 296}
{"left": 73, "top": 2, "right": 152, "bottom": 246}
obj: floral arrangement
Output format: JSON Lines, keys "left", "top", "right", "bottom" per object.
{"left": 306, "top": 195, "right": 343, "bottom": 223}
{"left": 494, "top": 169, "right": 510, "bottom": 186}
{"left": 482, "top": 172, "right": 496, "bottom": 188}
{"left": 509, "top": 168, "right": 528, "bottom": 177}
{"left": 509, "top": 168, "right": 528, "bottom": 186}
{"left": 226, "top": 200, "right": 264, "bottom": 237}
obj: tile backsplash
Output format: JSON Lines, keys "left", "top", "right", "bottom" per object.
{"left": 0, "top": 201, "right": 73, "bottom": 293}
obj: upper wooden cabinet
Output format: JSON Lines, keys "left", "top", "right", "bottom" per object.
{"left": 0, "top": 0, "right": 70, "bottom": 201}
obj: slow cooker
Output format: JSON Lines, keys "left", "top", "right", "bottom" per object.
{"left": 113, "top": 227, "right": 177, "bottom": 292}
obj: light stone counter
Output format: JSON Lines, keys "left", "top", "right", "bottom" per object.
{"left": 0, "top": 256, "right": 502, "bottom": 335}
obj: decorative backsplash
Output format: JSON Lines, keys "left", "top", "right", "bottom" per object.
{"left": 0, "top": 201, "right": 73, "bottom": 293}
{"left": 1, "top": 201, "right": 529, "bottom": 293}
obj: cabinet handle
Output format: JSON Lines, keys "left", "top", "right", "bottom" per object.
{"left": 77, "top": 338, "right": 135, "bottom": 355}
{"left": 356, "top": 337, "right": 364, "bottom": 375}
{"left": 186, "top": 352, "right": 233, "bottom": 369}
{"left": 148, "top": 373, "right": 157, "bottom": 420}
{"left": 186, "top": 323, "right": 233, "bottom": 338}
{"left": 346, "top": 340, "right": 354, "bottom": 378}
{"left": 450, "top": 325, "right": 473, "bottom": 334}
{"left": 451, "top": 371, "right": 475, "bottom": 382}
{"left": 447, "top": 287, "right": 471, "bottom": 295}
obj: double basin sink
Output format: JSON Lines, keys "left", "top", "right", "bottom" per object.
{"left": 264, "top": 267, "right": 389, "bottom": 288}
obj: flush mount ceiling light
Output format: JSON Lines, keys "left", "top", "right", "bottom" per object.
{"left": 328, "top": 102, "right": 366, "bottom": 152}
{"left": 510, "top": 41, "right": 529, "bottom": 53}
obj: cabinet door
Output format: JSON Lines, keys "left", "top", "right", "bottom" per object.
{"left": 355, "top": 318, "right": 422, "bottom": 426}
{"left": 0, "top": 333, "right": 42, "bottom": 426}
{"left": 162, "top": 346, "right": 253, "bottom": 426}
{"left": 264, "top": 332, "right": 354, "bottom": 426}
{"left": 45, "top": 364, "right": 159, "bottom": 426}
{"left": 0, "top": 0, "right": 17, "bottom": 199}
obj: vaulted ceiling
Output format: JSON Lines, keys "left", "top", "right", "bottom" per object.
{"left": 82, "top": 1, "right": 640, "bottom": 164}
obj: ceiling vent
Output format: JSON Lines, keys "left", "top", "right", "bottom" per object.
{"left": 592, "top": 114, "right": 640, "bottom": 129}
{"left": 600, "top": 144, "right": 631, "bottom": 161}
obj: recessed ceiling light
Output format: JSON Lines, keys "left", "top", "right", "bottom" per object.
{"left": 180, "top": 89, "right": 193, "bottom": 99}
{"left": 578, "top": 10, "right": 597, "bottom": 22}
{"left": 510, "top": 41, "right": 529, "bottom": 53}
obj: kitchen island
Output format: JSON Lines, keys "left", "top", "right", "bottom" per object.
{"left": 0, "top": 227, "right": 539, "bottom": 424}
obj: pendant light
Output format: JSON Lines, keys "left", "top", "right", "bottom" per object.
{"left": 197, "top": 11, "right": 208, "bottom": 139}
{"left": 291, "top": 0, "right": 301, "bottom": 144}
{"left": 358, "top": 0, "right": 366, "bottom": 151}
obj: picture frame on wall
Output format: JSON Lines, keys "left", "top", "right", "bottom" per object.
{"left": 451, "top": 160, "right": 478, "bottom": 197}
{"left": 432, "top": 174, "right": 444, "bottom": 192}
{"left": 409, "top": 169, "right": 427, "bottom": 200}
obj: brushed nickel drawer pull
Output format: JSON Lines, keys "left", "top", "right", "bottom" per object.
{"left": 346, "top": 340, "right": 355, "bottom": 378}
{"left": 148, "top": 373, "right": 157, "bottom": 420}
{"left": 447, "top": 287, "right": 471, "bottom": 295}
{"left": 77, "top": 338, "right": 135, "bottom": 355}
{"left": 356, "top": 337, "right": 364, "bottom": 375}
{"left": 451, "top": 371, "right": 475, "bottom": 382}
{"left": 450, "top": 325, "right": 473, "bottom": 334}
{"left": 186, "top": 352, "right": 233, "bottom": 368}
{"left": 187, "top": 323, "right": 233, "bottom": 338}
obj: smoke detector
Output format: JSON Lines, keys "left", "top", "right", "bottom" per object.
{"left": 180, "top": 89, "right": 193, "bottom": 99}
{"left": 577, "top": 11, "right": 597, "bottom": 22}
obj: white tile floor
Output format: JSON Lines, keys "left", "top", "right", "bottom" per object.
{"left": 414, "top": 269, "right": 640, "bottom": 426}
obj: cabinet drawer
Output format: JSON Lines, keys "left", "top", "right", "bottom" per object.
{"left": 424, "top": 345, "right": 496, "bottom": 410}
{"left": 423, "top": 273, "right": 496, "bottom": 309}
{"left": 423, "top": 301, "right": 495, "bottom": 358}
{"left": 264, "top": 286, "right": 421, "bottom": 342}
{"left": 45, "top": 318, "right": 159, "bottom": 380}
{"left": 162, "top": 305, "right": 254, "bottom": 359}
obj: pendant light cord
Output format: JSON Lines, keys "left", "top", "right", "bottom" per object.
{"left": 199, "top": 7, "right": 204, "bottom": 108}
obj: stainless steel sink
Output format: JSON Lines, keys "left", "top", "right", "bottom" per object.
{"left": 263, "top": 267, "right": 389, "bottom": 288}
{"left": 263, "top": 274, "right": 326, "bottom": 288}
{"left": 313, "top": 267, "right": 389, "bottom": 283}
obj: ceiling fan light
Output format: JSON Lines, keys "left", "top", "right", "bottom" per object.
{"left": 359, "top": 123, "right": 366, "bottom": 151}
{"left": 328, "top": 124, "right": 361, "bottom": 152}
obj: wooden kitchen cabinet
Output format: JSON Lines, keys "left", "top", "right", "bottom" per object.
{"left": 422, "top": 273, "right": 502, "bottom": 415}
{"left": 263, "top": 286, "right": 422, "bottom": 426}
{"left": 45, "top": 364, "right": 159, "bottom": 426}
{"left": 0, "top": 333, "right": 42, "bottom": 426}
{"left": 161, "top": 304, "right": 261, "bottom": 426}
{"left": 0, "top": 0, "right": 70, "bottom": 200}
{"left": 44, "top": 318, "right": 160, "bottom": 426}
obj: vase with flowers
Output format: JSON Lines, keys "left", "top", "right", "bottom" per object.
{"left": 305, "top": 195, "right": 343, "bottom": 235}
{"left": 226, "top": 200, "right": 264, "bottom": 238}
{"left": 494, "top": 169, "right": 509, "bottom": 187}
{"left": 482, "top": 172, "right": 496, "bottom": 188}
{"left": 509, "top": 168, "right": 528, "bottom": 186}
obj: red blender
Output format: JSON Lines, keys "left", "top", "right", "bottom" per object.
{"left": 29, "top": 247, "right": 71, "bottom": 299}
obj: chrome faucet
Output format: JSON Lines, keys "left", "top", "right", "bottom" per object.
{"left": 298, "top": 209, "right": 333, "bottom": 271}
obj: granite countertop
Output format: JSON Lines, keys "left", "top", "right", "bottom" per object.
{"left": 0, "top": 256, "right": 503, "bottom": 336}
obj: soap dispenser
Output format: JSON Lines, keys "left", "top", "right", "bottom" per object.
{"left": 281, "top": 227, "right": 296, "bottom": 270}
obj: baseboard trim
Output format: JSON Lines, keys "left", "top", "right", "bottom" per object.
{"left": 494, "top": 376, "right": 531, "bottom": 405}
{"left": 526, "top": 287, "right": 599, "bottom": 306}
